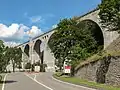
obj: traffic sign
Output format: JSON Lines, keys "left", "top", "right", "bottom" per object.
{"left": 64, "top": 66, "right": 71, "bottom": 73}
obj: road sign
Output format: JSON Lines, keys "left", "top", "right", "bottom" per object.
{"left": 64, "top": 66, "right": 71, "bottom": 73}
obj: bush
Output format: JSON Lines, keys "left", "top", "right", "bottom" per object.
{"left": 25, "top": 62, "right": 31, "bottom": 69}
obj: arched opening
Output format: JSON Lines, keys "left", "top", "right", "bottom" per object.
{"left": 34, "top": 39, "right": 45, "bottom": 72}
{"left": 24, "top": 44, "right": 29, "bottom": 57}
{"left": 34, "top": 39, "right": 42, "bottom": 56}
{"left": 78, "top": 19, "right": 104, "bottom": 50}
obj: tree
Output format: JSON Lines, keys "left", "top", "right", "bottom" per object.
{"left": 99, "top": 0, "right": 120, "bottom": 31}
{"left": 14, "top": 48, "right": 22, "bottom": 70}
{"left": 48, "top": 19, "right": 99, "bottom": 74}
{"left": 0, "top": 40, "right": 9, "bottom": 72}
{"left": 6, "top": 47, "right": 22, "bottom": 72}
{"left": 2, "top": 46, "right": 11, "bottom": 72}
{"left": 48, "top": 19, "right": 80, "bottom": 70}
{"left": 0, "top": 40, "right": 22, "bottom": 73}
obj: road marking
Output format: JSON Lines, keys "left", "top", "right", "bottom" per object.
{"left": 25, "top": 73, "right": 53, "bottom": 90}
{"left": 52, "top": 76, "right": 96, "bottom": 90}
{"left": 34, "top": 74, "right": 37, "bottom": 80}
{"left": 2, "top": 74, "right": 8, "bottom": 90}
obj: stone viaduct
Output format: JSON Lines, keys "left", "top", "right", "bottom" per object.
{"left": 17, "top": 9, "right": 119, "bottom": 72}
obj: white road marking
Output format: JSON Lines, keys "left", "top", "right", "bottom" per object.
{"left": 25, "top": 73, "right": 53, "bottom": 90}
{"left": 52, "top": 76, "right": 96, "bottom": 90}
{"left": 2, "top": 74, "right": 8, "bottom": 90}
{"left": 34, "top": 74, "right": 37, "bottom": 80}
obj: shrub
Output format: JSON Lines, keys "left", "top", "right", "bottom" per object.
{"left": 25, "top": 62, "right": 31, "bottom": 69}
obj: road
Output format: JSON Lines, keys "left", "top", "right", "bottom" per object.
{"left": 3, "top": 72, "right": 96, "bottom": 90}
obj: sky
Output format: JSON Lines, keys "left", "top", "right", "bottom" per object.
{"left": 0, "top": 0, "right": 101, "bottom": 46}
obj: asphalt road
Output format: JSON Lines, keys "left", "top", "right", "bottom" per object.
{"left": 4, "top": 72, "right": 96, "bottom": 90}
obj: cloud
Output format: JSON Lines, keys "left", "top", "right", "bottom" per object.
{"left": 0, "top": 24, "right": 29, "bottom": 41}
{"left": 23, "top": 12, "right": 55, "bottom": 24}
{"left": 4, "top": 42, "right": 21, "bottom": 47}
{"left": 0, "top": 23, "right": 43, "bottom": 47}
{"left": 0, "top": 24, "right": 19, "bottom": 38}
{"left": 23, "top": 12, "right": 44, "bottom": 24}
{"left": 30, "top": 16, "right": 44, "bottom": 23}
{"left": 26, "top": 26, "right": 43, "bottom": 38}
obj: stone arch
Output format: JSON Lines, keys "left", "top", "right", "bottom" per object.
{"left": 33, "top": 39, "right": 44, "bottom": 63}
{"left": 45, "top": 30, "right": 55, "bottom": 45}
{"left": 33, "top": 39, "right": 42, "bottom": 55}
{"left": 24, "top": 44, "right": 30, "bottom": 57}
{"left": 78, "top": 10, "right": 119, "bottom": 49}
{"left": 33, "top": 39, "right": 46, "bottom": 72}
{"left": 79, "top": 19, "right": 104, "bottom": 49}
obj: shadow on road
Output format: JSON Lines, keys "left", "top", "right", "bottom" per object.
{"left": 0, "top": 80, "right": 17, "bottom": 84}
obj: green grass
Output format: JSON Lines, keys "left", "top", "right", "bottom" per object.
{"left": 0, "top": 74, "right": 6, "bottom": 90}
{"left": 75, "top": 50, "right": 120, "bottom": 71}
{"left": 53, "top": 74, "right": 120, "bottom": 90}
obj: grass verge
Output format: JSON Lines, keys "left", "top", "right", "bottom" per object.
{"left": 0, "top": 74, "right": 6, "bottom": 90}
{"left": 53, "top": 73, "right": 120, "bottom": 90}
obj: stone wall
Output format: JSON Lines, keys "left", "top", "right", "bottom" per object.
{"left": 75, "top": 61, "right": 101, "bottom": 82}
{"left": 75, "top": 56, "right": 120, "bottom": 86}
{"left": 106, "top": 36, "right": 120, "bottom": 52}
{"left": 106, "top": 56, "right": 120, "bottom": 86}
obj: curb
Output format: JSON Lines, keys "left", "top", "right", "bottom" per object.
{"left": 52, "top": 75, "right": 96, "bottom": 90}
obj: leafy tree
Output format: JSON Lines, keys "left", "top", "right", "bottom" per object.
{"left": 2, "top": 46, "right": 11, "bottom": 72}
{"left": 0, "top": 40, "right": 22, "bottom": 73}
{"left": 99, "top": 0, "right": 120, "bottom": 31}
{"left": 48, "top": 19, "right": 79, "bottom": 70}
{"left": 6, "top": 47, "right": 22, "bottom": 72}
{"left": 14, "top": 48, "right": 22, "bottom": 70}
{"left": 0, "top": 40, "right": 9, "bottom": 72}
{"left": 48, "top": 19, "right": 100, "bottom": 74}
{"left": 6, "top": 47, "right": 15, "bottom": 72}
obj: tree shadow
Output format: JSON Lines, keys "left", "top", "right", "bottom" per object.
{"left": 0, "top": 80, "right": 17, "bottom": 84}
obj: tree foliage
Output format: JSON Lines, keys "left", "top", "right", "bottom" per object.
{"left": 99, "top": 0, "right": 120, "bottom": 31}
{"left": 0, "top": 40, "right": 8, "bottom": 72}
{"left": 48, "top": 19, "right": 101, "bottom": 73}
{"left": 0, "top": 41, "right": 22, "bottom": 73}
{"left": 6, "top": 47, "right": 22, "bottom": 72}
